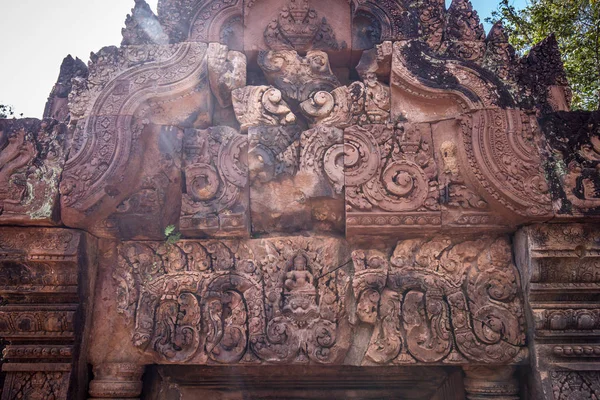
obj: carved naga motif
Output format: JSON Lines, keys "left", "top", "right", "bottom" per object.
{"left": 0, "top": 119, "right": 66, "bottom": 225}
{"left": 115, "top": 237, "right": 350, "bottom": 364}
{"left": 353, "top": 236, "right": 527, "bottom": 365}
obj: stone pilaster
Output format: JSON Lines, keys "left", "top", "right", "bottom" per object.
{"left": 516, "top": 223, "right": 600, "bottom": 399}
{"left": 0, "top": 228, "right": 96, "bottom": 400}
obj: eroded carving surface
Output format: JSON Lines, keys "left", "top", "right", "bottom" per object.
{"left": 114, "top": 235, "right": 526, "bottom": 366}
{"left": 0, "top": 119, "right": 66, "bottom": 225}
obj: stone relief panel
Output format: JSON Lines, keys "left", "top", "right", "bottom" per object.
{"left": 0, "top": 119, "right": 67, "bottom": 226}
{"left": 0, "top": 228, "right": 95, "bottom": 400}
{"left": 354, "top": 235, "right": 526, "bottom": 365}
{"left": 244, "top": 0, "right": 351, "bottom": 64}
{"left": 108, "top": 235, "right": 526, "bottom": 367}
{"left": 180, "top": 127, "right": 249, "bottom": 237}
{"left": 458, "top": 108, "right": 553, "bottom": 222}
{"left": 516, "top": 224, "right": 600, "bottom": 399}
{"left": 541, "top": 111, "right": 600, "bottom": 216}
{"left": 114, "top": 236, "right": 351, "bottom": 364}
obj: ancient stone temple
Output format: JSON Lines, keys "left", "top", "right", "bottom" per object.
{"left": 1, "top": 0, "right": 599, "bottom": 398}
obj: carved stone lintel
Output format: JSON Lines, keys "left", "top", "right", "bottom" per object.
{"left": 88, "top": 363, "right": 145, "bottom": 399}
{"left": 463, "top": 366, "right": 519, "bottom": 400}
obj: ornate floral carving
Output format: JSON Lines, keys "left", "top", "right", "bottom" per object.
{"left": 181, "top": 127, "right": 249, "bottom": 237}
{"left": 345, "top": 123, "right": 440, "bottom": 234}
{"left": 207, "top": 43, "right": 247, "bottom": 108}
{"left": 232, "top": 86, "right": 296, "bottom": 132}
{"left": 115, "top": 237, "right": 350, "bottom": 364}
{"left": 258, "top": 50, "right": 341, "bottom": 103}
{"left": 380, "top": 236, "right": 526, "bottom": 364}
{"left": 263, "top": 0, "right": 343, "bottom": 52}
{"left": 0, "top": 119, "right": 67, "bottom": 225}
{"left": 1, "top": 369, "right": 70, "bottom": 400}
{"left": 551, "top": 371, "right": 600, "bottom": 400}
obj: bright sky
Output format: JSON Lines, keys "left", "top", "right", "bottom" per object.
{"left": 0, "top": 0, "right": 525, "bottom": 118}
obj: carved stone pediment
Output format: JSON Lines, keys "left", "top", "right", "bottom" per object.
{"left": 61, "top": 43, "right": 218, "bottom": 239}
{"left": 8, "top": 0, "right": 599, "bottom": 398}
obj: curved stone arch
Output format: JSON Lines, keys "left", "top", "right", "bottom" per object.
{"left": 61, "top": 43, "right": 209, "bottom": 231}
{"left": 188, "top": 0, "right": 243, "bottom": 46}
{"left": 459, "top": 108, "right": 553, "bottom": 220}
{"left": 391, "top": 41, "right": 514, "bottom": 121}
{"left": 355, "top": 1, "right": 418, "bottom": 41}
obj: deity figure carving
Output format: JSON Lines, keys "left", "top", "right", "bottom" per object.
{"left": 282, "top": 254, "right": 318, "bottom": 321}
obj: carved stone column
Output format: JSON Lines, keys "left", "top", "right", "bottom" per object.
{"left": 516, "top": 224, "right": 600, "bottom": 399}
{"left": 88, "top": 363, "right": 145, "bottom": 399}
{"left": 463, "top": 367, "right": 519, "bottom": 400}
{"left": 0, "top": 228, "right": 95, "bottom": 400}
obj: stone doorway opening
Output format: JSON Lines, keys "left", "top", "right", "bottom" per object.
{"left": 144, "top": 365, "right": 465, "bottom": 400}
